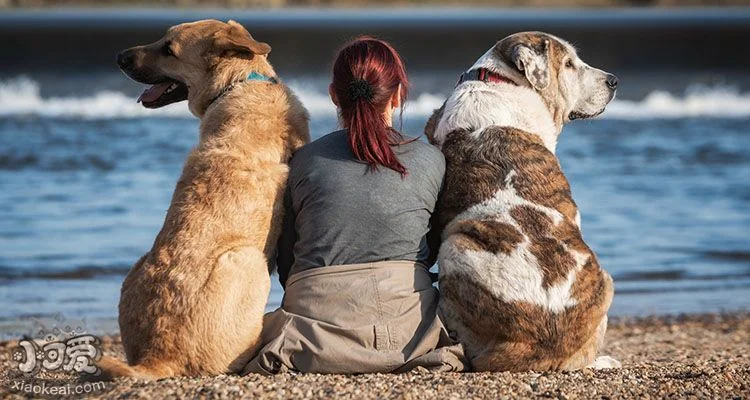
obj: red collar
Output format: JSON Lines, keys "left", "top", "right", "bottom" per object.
{"left": 457, "top": 68, "right": 517, "bottom": 87}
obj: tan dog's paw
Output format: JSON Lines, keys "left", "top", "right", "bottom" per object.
{"left": 587, "top": 355, "right": 621, "bottom": 370}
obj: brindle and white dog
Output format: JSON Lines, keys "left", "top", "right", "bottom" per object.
{"left": 425, "top": 32, "right": 620, "bottom": 372}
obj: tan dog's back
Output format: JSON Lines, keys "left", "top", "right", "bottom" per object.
{"left": 102, "top": 20, "right": 309, "bottom": 379}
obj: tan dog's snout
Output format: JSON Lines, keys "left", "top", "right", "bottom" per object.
{"left": 115, "top": 19, "right": 277, "bottom": 112}
{"left": 116, "top": 47, "right": 160, "bottom": 83}
{"left": 116, "top": 49, "right": 135, "bottom": 71}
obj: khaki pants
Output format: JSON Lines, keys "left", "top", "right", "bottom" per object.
{"left": 243, "top": 261, "right": 466, "bottom": 375}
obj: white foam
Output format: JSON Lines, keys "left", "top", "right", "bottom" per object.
{"left": 0, "top": 77, "right": 191, "bottom": 119}
{"left": 605, "top": 86, "right": 750, "bottom": 120}
{"left": 1, "top": 77, "right": 749, "bottom": 120}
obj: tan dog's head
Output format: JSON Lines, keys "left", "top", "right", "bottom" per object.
{"left": 116, "top": 19, "right": 272, "bottom": 117}
{"left": 474, "top": 31, "right": 617, "bottom": 124}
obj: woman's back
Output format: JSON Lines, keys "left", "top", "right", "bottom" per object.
{"left": 244, "top": 36, "right": 465, "bottom": 375}
{"left": 278, "top": 129, "right": 445, "bottom": 286}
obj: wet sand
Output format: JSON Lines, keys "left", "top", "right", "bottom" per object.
{"left": 1, "top": 313, "right": 748, "bottom": 399}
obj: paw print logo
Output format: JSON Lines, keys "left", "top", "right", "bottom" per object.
{"left": 11, "top": 348, "right": 25, "bottom": 362}
{"left": 35, "top": 350, "right": 45, "bottom": 361}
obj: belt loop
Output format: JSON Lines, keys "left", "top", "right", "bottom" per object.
{"left": 374, "top": 325, "right": 390, "bottom": 351}
{"left": 371, "top": 270, "right": 396, "bottom": 351}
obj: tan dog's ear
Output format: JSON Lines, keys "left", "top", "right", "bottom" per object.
{"left": 212, "top": 20, "right": 271, "bottom": 56}
{"left": 510, "top": 39, "right": 550, "bottom": 90}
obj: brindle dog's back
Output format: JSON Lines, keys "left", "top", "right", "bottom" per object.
{"left": 434, "top": 126, "right": 613, "bottom": 371}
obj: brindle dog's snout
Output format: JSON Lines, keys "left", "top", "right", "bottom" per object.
{"left": 117, "top": 49, "right": 135, "bottom": 70}
{"left": 606, "top": 73, "right": 619, "bottom": 90}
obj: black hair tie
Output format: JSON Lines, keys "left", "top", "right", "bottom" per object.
{"left": 348, "top": 79, "right": 374, "bottom": 102}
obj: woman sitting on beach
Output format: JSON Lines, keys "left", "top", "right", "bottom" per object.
{"left": 243, "top": 37, "right": 465, "bottom": 374}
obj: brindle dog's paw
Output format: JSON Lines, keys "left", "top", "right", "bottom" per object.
{"left": 588, "top": 355, "right": 622, "bottom": 370}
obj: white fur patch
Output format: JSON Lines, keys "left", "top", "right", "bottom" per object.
{"left": 441, "top": 171, "right": 588, "bottom": 313}
{"left": 433, "top": 82, "right": 558, "bottom": 153}
{"left": 588, "top": 356, "right": 622, "bottom": 370}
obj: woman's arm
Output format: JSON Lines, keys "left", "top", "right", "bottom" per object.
{"left": 425, "top": 222, "right": 441, "bottom": 283}
{"left": 425, "top": 156, "right": 447, "bottom": 268}
{"left": 425, "top": 203, "right": 444, "bottom": 268}
{"left": 276, "top": 184, "right": 296, "bottom": 289}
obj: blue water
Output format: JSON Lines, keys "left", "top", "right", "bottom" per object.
{"left": 1, "top": 77, "right": 749, "bottom": 339}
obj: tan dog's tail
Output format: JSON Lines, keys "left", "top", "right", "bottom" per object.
{"left": 97, "top": 356, "right": 171, "bottom": 380}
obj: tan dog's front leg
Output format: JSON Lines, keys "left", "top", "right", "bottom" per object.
{"left": 198, "top": 246, "right": 271, "bottom": 374}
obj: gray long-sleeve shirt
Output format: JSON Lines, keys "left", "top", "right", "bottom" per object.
{"left": 276, "top": 129, "right": 445, "bottom": 288}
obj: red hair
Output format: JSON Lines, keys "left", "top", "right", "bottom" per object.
{"left": 331, "top": 36, "right": 410, "bottom": 176}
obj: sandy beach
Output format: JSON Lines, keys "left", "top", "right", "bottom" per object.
{"left": 0, "top": 312, "right": 747, "bottom": 399}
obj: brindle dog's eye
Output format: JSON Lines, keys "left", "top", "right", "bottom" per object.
{"left": 162, "top": 42, "right": 175, "bottom": 57}
{"left": 565, "top": 59, "right": 574, "bottom": 69}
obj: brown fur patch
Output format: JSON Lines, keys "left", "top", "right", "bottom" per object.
{"left": 432, "top": 125, "right": 578, "bottom": 241}
{"left": 450, "top": 219, "right": 524, "bottom": 255}
{"left": 510, "top": 205, "right": 575, "bottom": 288}
{"left": 440, "top": 271, "right": 610, "bottom": 372}
{"left": 495, "top": 32, "right": 572, "bottom": 127}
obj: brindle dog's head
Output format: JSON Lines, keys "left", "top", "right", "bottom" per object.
{"left": 116, "top": 19, "right": 272, "bottom": 117}
{"left": 478, "top": 31, "right": 618, "bottom": 124}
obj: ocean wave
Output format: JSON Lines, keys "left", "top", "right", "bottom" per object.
{"left": 0, "top": 77, "right": 190, "bottom": 119}
{"left": 0, "top": 264, "right": 130, "bottom": 280}
{"left": 0, "top": 152, "right": 117, "bottom": 171}
{"left": 2, "top": 77, "right": 750, "bottom": 120}
{"left": 606, "top": 86, "right": 750, "bottom": 119}
{"left": 613, "top": 269, "right": 750, "bottom": 282}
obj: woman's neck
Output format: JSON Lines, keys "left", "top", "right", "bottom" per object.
{"left": 338, "top": 107, "right": 395, "bottom": 130}
{"left": 382, "top": 108, "right": 393, "bottom": 127}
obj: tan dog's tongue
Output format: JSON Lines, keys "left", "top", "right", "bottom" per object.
{"left": 138, "top": 83, "right": 172, "bottom": 103}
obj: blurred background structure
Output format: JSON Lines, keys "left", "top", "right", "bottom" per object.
{"left": 2, "top": 0, "right": 750, "bottom": 7}
{"left": 0, "top": 2, "right": 748, "bottom": 337}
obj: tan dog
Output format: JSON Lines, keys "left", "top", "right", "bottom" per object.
{"left": 98, "top": 19, "right": 309, "bottom": 379}
{"left": 426, "top": 32, "right": 619, "bottom": 372}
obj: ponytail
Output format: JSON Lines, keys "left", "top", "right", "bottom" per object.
{"left": 331, "top": 37, "right": 410, "bottom": 176}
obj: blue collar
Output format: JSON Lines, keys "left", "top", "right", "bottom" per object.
{"left": 246, "top": 71, "right": 278, "bottom": 84}
{"left": 207, "top": 71, "right": 278, "bottom": 109}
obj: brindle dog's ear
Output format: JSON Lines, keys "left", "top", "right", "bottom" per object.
{"left": 509, "top": 39, "right": 550, "bottom": 90}
{"left": 212, "top": 20, "right": 272, "bottom": 56}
